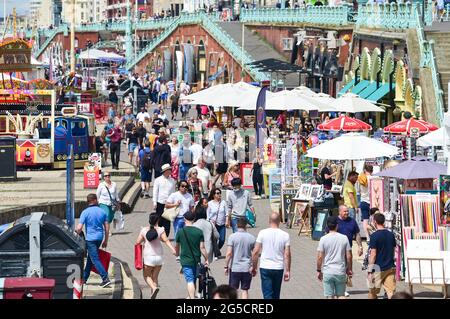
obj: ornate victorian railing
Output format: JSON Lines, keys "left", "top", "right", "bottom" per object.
{"left": 414, "top": 7, "right": 444, "bottom": 125}
{"left": 241, "top": 5, "right": 353, "bottom": 26}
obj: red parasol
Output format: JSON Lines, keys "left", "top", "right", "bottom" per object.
{"left": 383, "top": 118, "right": 438, "bottom": 135}
{"left": 317, "top": 115, "right": 372, "bottom": 131}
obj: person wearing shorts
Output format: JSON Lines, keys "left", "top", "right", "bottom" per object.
{"left": 175, "top": 211, "right": 209, "bottom": 299}
{"left": 127, "top": 127, "right": 139, "bottom": 165}
{"left": 317, "top": 216, "right": 352, "bottom": 299}
{"left": 225, "top": 217, "right": 255, "bottom": 299}
{"left": 135, "top": 213, "right": 176, "bottom": 299}
{"left": 357, "top": 164, "right": 373, "bottom": 238}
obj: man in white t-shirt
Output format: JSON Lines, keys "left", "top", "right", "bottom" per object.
{"left": 193, "top": 158, "right": 212, "bottom": 197}
{"left": 189, "top": 137, "right": 203, "bottom": 165}
{"left": 136, "top": 106, "right": 151, "bottom": 124}
{"left": 251, "top": 212, "right": 291, "bottom": 299}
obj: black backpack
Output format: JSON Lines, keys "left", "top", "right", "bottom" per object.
{"left": 141, "top": 150, "right": 153, "bottom": 170}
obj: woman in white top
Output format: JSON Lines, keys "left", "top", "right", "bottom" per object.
{"left": 96, "top": 171, "right": 120, "bottom": 232}
{"left": 165, "top": 181, "right": 195, "bottom": 238}
{"left": 135, "top": 213, "right": 176, "bottom": 299}
{"left": 207, "top": 188, "right": 227, "bottom": 253}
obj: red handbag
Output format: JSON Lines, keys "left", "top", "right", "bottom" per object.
{"left": 91, "top": 249, "right": 111, "bottom": 274}
{"left": 135, "top": 244, "right": 143, "bottom": 270}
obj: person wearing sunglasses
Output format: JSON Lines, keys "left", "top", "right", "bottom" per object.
{"left": 207, "top": 188, "right": 228, "bottom": 255}
{"left": 166, "top": 180, "right": 195, "bottom": 238}
{"left": 96, "top": 171, "right": 120, "bottom": 236}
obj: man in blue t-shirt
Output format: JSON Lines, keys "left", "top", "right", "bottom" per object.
{"left": 76, "top": 194, "right": 111, "bottom": 288}
{"left": 367, "top": 213, "right": 396, "bottom": 299}
{"left": 337, "top": 205, "right": 363, "bottom": 256}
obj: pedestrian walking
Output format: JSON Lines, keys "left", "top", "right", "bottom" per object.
{"left": 187, "top": 168, "right": 203, "bottom": 202}
{"left": 207, "top": 188, "right": 227, "bottom": 254}
{"left": 226, "top": 178, "right": 254, "bottom": 233}
{"left": 75, "top": 194, "right": 111, "bottom": 288}
{"left": 337, "top": 205, "right": 363, "bottom": 256}
{"left": 96, "top": 171, "right": 120, "bottom": 235}
{"left": 194, "top": 202, "right": 220, "bottom": 264}
{"left": 166, "top": 180, "right": 195, "bottom": 238}
{"left": 223, "top": 161, "right": 241, "bottom": 189}
{"left": 193, "top": 158, "right": 213, "bottom": 198}
{"left": 126, "top": 127, "right": 139, "bottom": 164}
{"left": 153, "top": 164, "right": 176, "bottom": 237}
{"left": 135, "top": 213, "right": 176, "bottom": 299}
{"left": 251, "top": 148, "right": 265, "bottom": 200}
{"left": 336, "top": 204, "right": 363, "bottom": 297}
{"left": 106, "top": 121, "right": 122, "bottom": 170}
{"left": 175, "top": 211, "right": 209, "bottom": 299}
{"left": 179, "top": 142, "right": 193, "bottom": 181}
{"left": 343, "top": 171, "right": 359, "bottom": 219}
{"left": 357, "top": 164, "right": 373, "bottom": 238}
{"left": 170, "top": 90, "right": 179, "bottom": 120}
{"left": 316, "top": 216, "right": 352, "bottom": 299}
{"left": 367, "top": 213, "right": 397, "bottom": 299}
{"left": 251, "top": 212, "right": 291, "bottom": 299}
{"left": 189, "top": 137, "right": 203, "bottom": 166}
{"left": 225, "top": 217, "right": 256, "bottom": 299}
{"left": 138, "top": 141, "right": 153, "bottom": 198}
{"left": 152, "top": 136, "right": 172, "bottom": 178}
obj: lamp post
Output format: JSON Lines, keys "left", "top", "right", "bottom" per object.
{"left": 86, "top": 39, "right": 92, "bottom": 89}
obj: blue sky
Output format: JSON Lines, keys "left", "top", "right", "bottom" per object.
{"left": 0, "top": 0, "right": 29, "bottom": 17}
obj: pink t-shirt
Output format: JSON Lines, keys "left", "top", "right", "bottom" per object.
{"left": 140, "top": 226, "right": 165, "bottom": 262}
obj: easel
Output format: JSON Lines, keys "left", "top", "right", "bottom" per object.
{"left": 290, "top": 199, "right": 311, "bottom": 236}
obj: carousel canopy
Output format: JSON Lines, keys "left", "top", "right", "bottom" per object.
{"left": 383, "top": 118, "right": 439, "bottom": 135}
{"left": 375, "top": 156, "right": 446, "bottom": 179}
{"left": 317, "top": 115, "right": 372, "bottom": 132}
{"left": 306, "top": 133, "right": 399, "bottom": 160}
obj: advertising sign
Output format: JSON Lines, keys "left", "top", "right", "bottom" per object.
{"left": 83, "top": 153, "right": 102, "bottom": 189}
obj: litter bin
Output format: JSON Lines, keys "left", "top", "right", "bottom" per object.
{"left": 0, "top": 136, "right": 16, "bottom": 180}
{"left": 0, "top": 277, "right": 55, "bottom": 299}
{"left": 0, "top": 213, "right": 85, "bottom": 299}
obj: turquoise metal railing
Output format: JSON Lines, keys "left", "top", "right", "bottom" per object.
{"left": 414, "top": 6, "right": 444, "bottom": 125}
{"left": 241, "top": 5, "right": 353, "bottom": 26}
{"left": 35, "top": 25, "right": 67, "bottom": 58}
{"left": 125, "top": 16, "right": 183, "bottom": 70}
{"left": 201, "top": 14, "right": 268, "bottom": 81}
{"left": 355, "top": 2, "right": 424, "bottom": 29}
{"left": 126, "top": 11, "right": 268, "bottom": 81}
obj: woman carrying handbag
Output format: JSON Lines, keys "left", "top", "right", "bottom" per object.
{"left": 135, "top": 213, "right": 176, "bottom": 299}
{"left": 96, "top": 171, "right": 120, "bottom": 236}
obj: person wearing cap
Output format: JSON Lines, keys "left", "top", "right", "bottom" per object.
{"left": 153, "top": 164, "right": 176, "bottom": 237}
{"left": 316, "top": 216, "right": 353, "bottom": 299}
{"left": 135, "top": 213, "right": 176, "bottom": 299}
{"left": 166, "top": 180, "right": 195, "bottom": 238}
{"left": 226, "top": 177, "right": 254, "bottom": 233}
{"left": 175, "top": 210, "right": 209, "bottom": 299}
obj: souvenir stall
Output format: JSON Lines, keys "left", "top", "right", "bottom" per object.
{"left": 382, "top": 118, "right": 439, "bottom": 161}
{"left": 305, "top": 133, "right": 399, "bottom": 241}
{"left": 375, "top": 157, "right": 449, "bottom": 289}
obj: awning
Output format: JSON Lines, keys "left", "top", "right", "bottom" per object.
{"left": 367, "top": 83, "right": 395, "bottom": 102}
{"left": 208, "top": 67, "right": 225, "bottom": 81}
{"left": 358, "top": 81, "right": 378, "bottom": 98}
{"left": 350, "top": 79, "right": 370, "bottom": 94}
{"left": 337, "top": 79, "right": 355, "bottom": 97}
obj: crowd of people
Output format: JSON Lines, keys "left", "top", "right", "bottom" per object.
{"left": 78, "top": 74, "right": 412, "bottom": 300}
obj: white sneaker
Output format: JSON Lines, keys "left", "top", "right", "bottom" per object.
{"left": 345, "top": 291, "right": 350, "bottom": 297}
{"left": 261, "top": 194, "right": 266, "bottom": 199}
{"left": 252, "top": 195, "right": 261, "bottom": 200}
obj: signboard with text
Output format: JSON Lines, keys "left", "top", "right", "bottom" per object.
{"left": 83, "top": 153, "right": 102, "bottom": 188}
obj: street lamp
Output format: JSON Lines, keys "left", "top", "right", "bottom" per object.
{"left": 86, "top": 39, "right": 93, "bottom": 89}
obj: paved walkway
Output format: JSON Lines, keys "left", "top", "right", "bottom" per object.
{"left": 107, "top": 195, "right": 441, "bottom": 299}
